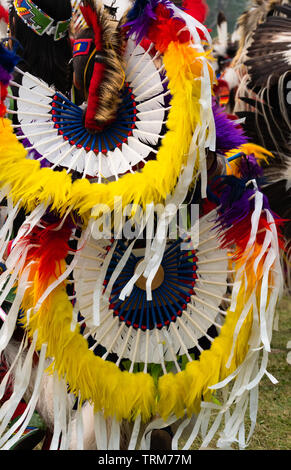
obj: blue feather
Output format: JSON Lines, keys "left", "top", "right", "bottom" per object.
{"left": 127, "top": 0, "right": 151, "bottom": 21}
{"left": 0, "top": 41, "right": 20, "bottom": 74}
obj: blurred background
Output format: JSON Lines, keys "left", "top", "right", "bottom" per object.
{"left": 206, "top": 0, "right": 249, "bottom": 34}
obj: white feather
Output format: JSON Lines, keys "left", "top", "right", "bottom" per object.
{"left": 136, "top": 92, "right": 167, "bottom": 112}
{"left": 11, "top": 81, "right": 52, "bottom": 104}
{"left": 136, "top": 107, "right": 169, "bottom": 120}
{"left": 14, "top": 67, "right": 55, "bottom": 94}
{"left": 132, "top": 65, "right": 165, "bottom": 97}
{"left": 119, "top": 142, "right": 147, "bottom": 167}
{"left": 66, "top": 147, "right": 86, "bottom": 174}
{"left": 134, "top": 119, "right": 165, "bottom": 136}
{"left": 130, "top": 51, "right": 161, "bottom": 87}
{"left": 217, "top": 18, "right": 228, "bottom": 48}
{"left": 223, "top": 67, "right": 239, "bottom": 90}
{"left": 50, "top": 143, "right": 78, "bottom": 169}
{"left": 132, "top": 129, "right": 162, "bottom": 146}
{"left": 135, "top": 78, "right": 168, "bottom": 103}
{"left": 127, "top": 136, "right": 156, "bottom": 158}
{"left": 125, "top": 42, "right": 154, "bottom": 82}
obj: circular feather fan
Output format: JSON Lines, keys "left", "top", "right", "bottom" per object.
{"left": 72, "top": 210, "right": 230, "bottom": 367}
{"left": 9, "top": 39, "right": 168, "bottom": 180}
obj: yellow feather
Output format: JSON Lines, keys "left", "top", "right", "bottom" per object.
{"left": 226, "top": 143, "right": 273, "bottom": 177}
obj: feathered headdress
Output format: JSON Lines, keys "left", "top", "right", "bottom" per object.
{"left": 78, "top": 0, "right": 127, "bottom": 130}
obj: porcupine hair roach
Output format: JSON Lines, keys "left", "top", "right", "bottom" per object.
{"left": 73, "top": 1, "right": 127, "bottom": 129}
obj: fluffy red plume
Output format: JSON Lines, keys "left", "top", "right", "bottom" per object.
{"left": 147, "top": 4, "right": 191, "bottom": 54}
{"left": 24, "top": 221, "right": 73, "bottom": 293}
{"left": 0, "top": 5, "right": 8, "bottom": 24}
{"left": 182, "top": 0, "right": 208, "bottom": 23}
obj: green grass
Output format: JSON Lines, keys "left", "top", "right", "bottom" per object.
{"left": 188, "top": 296, "right": 291, "bottom": 450}
{"left": 246, "top": 296, "right": 291, "bottom": 450}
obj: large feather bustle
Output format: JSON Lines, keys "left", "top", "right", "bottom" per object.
{"left": 228, "top": 0, "right": 287, "bottom": 73}
{"left": 244, "top": 5, "right": 291, "bottom": 88}
{"left": 230, "top": 2, "right": 291, "bottom": 272}
{"left": 0, "top": 5, "right": 286, "bottom": 450}
{"left": 235, "top": 4, "right": 291, "bottom": 162}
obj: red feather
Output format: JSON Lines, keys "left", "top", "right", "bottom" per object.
{"left": 24, "top": 220, "right": 73, "bottom": 291}
{"left": 85, "top": 62, "right": 106, "bottom": 131}
{"left": 0, "top": 103, "right": 6, "bottom": 117}
{"left": 148, "top": 4, "right": 191, "bottom": 53}
{"left": 218, "top": 212, "right": 286, "bottom": 260}
{"left": 0, "top": 5, "right": 8, "bottom": 24}
{"left": 1, "top": 84, "right": 8, "bottom": 102}
{"left": 80, "top": 5, "right": 97, "bottom": 32}
{"left": 80, "top": 5, "right": 106, "bottom": 131}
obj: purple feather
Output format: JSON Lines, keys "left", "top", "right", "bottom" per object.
{"left": 239, "top": 153, "right": 263, "bottom": 180}
{"left": 219, "top": 186, "right": 255, "bottom": 228}
{"left": 15, "top": 128, "right": 51, "bottom": 168}
{"left": 0, "top": 64, "right": 11, "bottom": 85}
{"left": 213, "top": 101, "right": 248, "bottom": 154}
{"left": 214, "top": 173, "right": 276, "bottom": 232}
